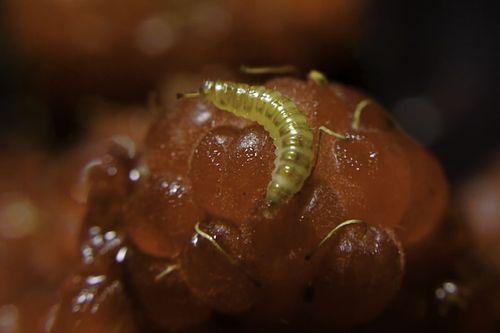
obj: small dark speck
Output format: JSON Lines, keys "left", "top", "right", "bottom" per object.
{"left": 303, "top": 284, "right": 315, "bottom": 303}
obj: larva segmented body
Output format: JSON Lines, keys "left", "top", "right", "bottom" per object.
{"left": 198, "top": 80, "right": 314, "bottom": 218}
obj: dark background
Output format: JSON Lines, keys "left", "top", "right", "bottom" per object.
{"left": 0, "top": 0, "right": 498, "bottom": 183}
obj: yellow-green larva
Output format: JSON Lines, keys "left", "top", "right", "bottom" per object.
{"left": 181, "top": 80, "right": 314, "bottom": 218}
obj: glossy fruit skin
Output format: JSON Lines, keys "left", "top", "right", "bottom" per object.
{"left": 130, "top": 77, "right": 447, "bottom": 328}
{"left": 54, "top": 77, "right": 448, "bottom": 330}
{"left": 136, "top": 77, "right": 447, "bottom": 253}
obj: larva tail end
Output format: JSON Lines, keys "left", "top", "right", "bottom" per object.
{"left": 263, "top": 208, "right": 276, "bottom": 220}
{"left": 263, "top": 202, "right": 279, "bottom": 219}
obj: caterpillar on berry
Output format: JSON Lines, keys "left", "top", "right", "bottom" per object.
{"left": 179, "top": 80, "right": 315, "bottom": 218}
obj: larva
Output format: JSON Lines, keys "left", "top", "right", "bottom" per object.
{"left": 179, "top": 80, "right": 314, "bottom": 218}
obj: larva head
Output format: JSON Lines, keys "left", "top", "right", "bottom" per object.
{"left": 200, "top": 80, "right": 215, "bottom": 97}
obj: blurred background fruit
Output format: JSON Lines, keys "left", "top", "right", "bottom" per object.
{"left": 0, "top": 0, "right": 498, "bottom": 331}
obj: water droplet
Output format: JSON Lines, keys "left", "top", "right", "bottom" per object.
{"left": 193, "top": 107, "right": 211, "bottom": 125}
{"left": 106, "top": 166, "right": 118, "bottom": 176}
{"left": 104, "top": 231, "right": 116, "bottom": 241}
{"left": 214, "top": 134, "right": 227, "bottom": 145}
{"left": 169, "top": 182, "right": 181, "bottom": 196}
{"left": 435, "top": 287, "right": 446, "bottom": 300}
{"left": 115, "top": 247, "right": 128, "bottom": 263}
{"left": 443, "top": 281, "right": 458, "bottom": 294}
{"left": 86, "top": 275, "right": 106, "bottom": 286}
{"left": 129, "top": 169, "right": 141, "bottom": 182}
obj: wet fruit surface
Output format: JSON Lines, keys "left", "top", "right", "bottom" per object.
{"left": 181, "top": 219, "right": 260, "bottom": 314}
{"left": 49, "top": 273, "right": 138, "bottom": 333}
{"left": 51, "top": 77, "right": 449, "bottom": 330}
{"left": 189, "top": 125, "right": 274, "bottom": 224}
{"left": 126, "top": 246, "right": 211, "bottom": 331}
{"left": 0, "top": 109, "right": 152, "bottom": 333}
{"left": 310, "top": 224, "right": 404, "bottom": 327}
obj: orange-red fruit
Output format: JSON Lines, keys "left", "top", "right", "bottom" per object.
{"left": 311, "top": 224, "right": 405, "bottom": 327}
{"left": 125, "top": 171, "right": 204, "bottom": 258}
{"left": 49, "top": 273, "right": 137, "bottom": 333}
{"left": 108, "top": 77, "right": 447, "bottom": 328}
{"left": 181, "top": 219, "right": 260, "bottom": 314}
{"left": 189, "top": 125, "right": 274, "bottom": 224}
{"left": 126, "top": 247, "right": 211, "bottom": 332}
{"left": 82, "top": 144, "right": 135, "bottom": 234}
